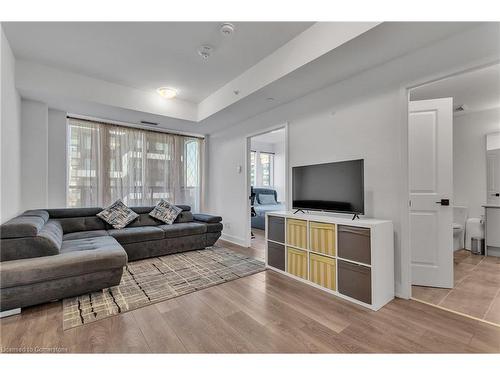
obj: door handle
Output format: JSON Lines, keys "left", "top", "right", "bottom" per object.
{"left": 435, "top": 199, "right": 450, "bottom": 206}
{"left": 491, "top": 193, "right": 500, "bottom": 197}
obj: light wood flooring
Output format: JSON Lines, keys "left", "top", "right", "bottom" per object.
{"left": 250, "top": 228, "right": 266, "bottom": 259}
{"left": 1, "top": 243, "right": 500, "bottom": 353}
{"left": 412, "top": 249, "right": 500, "bottom": 325}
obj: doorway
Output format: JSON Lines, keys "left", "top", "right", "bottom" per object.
{"left": 246, "top": 126, "right": 287, "bottom": 259}
{"left": 408, "top": 63, "right": 500, "bottom": 325}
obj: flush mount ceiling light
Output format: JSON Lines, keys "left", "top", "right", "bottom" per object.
{"left": 156, "top": 87, "right": 178, "bottom": 99}
{"left": 197, "top": 45, "right": 213, "bottom": 60}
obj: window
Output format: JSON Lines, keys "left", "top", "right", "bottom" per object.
{"left": 67, "top": 118, "right": 203, "bottom": 211}
{"left": 250, "top": 150, "right": 274, "bottom": 187}
{"left": 260, "top": 152, "right": 273, "bottom": 187}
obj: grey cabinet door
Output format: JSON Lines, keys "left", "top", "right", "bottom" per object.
{"left": 338, "top": 260, "right": 372, "bottom": 304}
{"left": 338, "top": 225, "right": 371, "bottom": 264}
{"left": 267, "top": 241, "right": 285, "bottom": 271}
{"left": 268, "top": 216, "right": 285, "bottom": 243}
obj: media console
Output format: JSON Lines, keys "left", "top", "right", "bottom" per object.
{"left": 265, "top": 211, "right": 394, "bottom": 310}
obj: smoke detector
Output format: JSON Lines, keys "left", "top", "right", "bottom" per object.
{"left": 220, "top": 23, "right": 235, "bottom": 36}
{"left": 197, "top": 45, "right": 213, "bottom": 60}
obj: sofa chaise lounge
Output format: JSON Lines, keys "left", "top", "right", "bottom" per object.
{"left": 0, "top": 206, "right": 222, "bottom": 312}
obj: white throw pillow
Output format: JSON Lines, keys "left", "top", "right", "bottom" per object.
{"left": 149, "top": 199, "right": 182, "bottom": 225}
{"left": 97, "top": 199, "right": 139, "bottom": 229}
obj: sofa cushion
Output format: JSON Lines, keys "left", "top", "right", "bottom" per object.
{"left": 107, "top": 226, "right": 165, "bottom": 244}
{"left": 131, "top": 205, "right": 191, "bottom": 214}
{"left": 56, "top": 216, "right": 108, "bottom": 233}
{"left": 23, "top": 209, "right": 50, "bottom": 222}
{"left": 63, "top": 230, "right": 109, "bottom": 241}
{"left": 97, "top": 200, "right": 139, "bottom": 229}
{"left": 193, "top": 213, "right": 223, "bottom": 223}
{"left": 149, "top": 199, "right": 183, "bottom": 225}
{"left": 2, "top": 238, "right": 127, "bottom": 288}
{"left": 160, "top": 222, "right": 207, "bottom": 238}
{"left": 46, "top": 207, "right": 103, "bottom": 218}
{"left": 206, "top": 222, "right": 223, "bottom": 233}
{"left": 0, "top": 215, "right": 47, "bottom": 239}
{"left": 127, "top": 213, "right": 163, "bottom": 228}
{"left": 39, "top": 220, "right": 63, "bottom": 250}
{"left": 60, "top": 236, "right": 124, "bottom": 254}
{"left": 174, "top": 211, "right": 194, "bottom": 223}
{"left": 0, "top": 219, "right": 63, "bottom": 261}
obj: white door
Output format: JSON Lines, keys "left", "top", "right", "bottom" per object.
{"left": 486, "top": 148, "right": 500, "bottom": 206}
{"left": 409, "top": 98, "right": 454, "bottom": 288}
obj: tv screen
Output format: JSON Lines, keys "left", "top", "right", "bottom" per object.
{"left": 292, "top": 159, "right": 364, "bottom": 214}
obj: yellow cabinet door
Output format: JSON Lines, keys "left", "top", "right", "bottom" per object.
{"left": 310, "top": 222, "right": 336, "bottom": 256}
{"left": 287, "top": 219, "right": 307, "bottom": 249}
{"left": 309, "top": 253, "right": 336, "bottom": 291}
{"left": 287, "top": 247, "right": 308, "bottom": 279}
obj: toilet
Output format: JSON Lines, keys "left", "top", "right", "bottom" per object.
{"left": 453, "top": 206, "right": 467, "bottom": 251}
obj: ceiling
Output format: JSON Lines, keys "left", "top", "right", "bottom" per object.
{"left": 3, "top": 22, "right": 312, "bottom": 103}
{"left": 4, "top": 21, "right": 497, "bottom": 136}
{"left": 410, "top": 63, "right": 500, "bottom": 115}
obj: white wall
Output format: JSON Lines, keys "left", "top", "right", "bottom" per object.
{"left": 21, "top": 99, "right": 48, "bottom": 209}
{"left": 207, "top": 23, "right": 500, "bottom": 297}
{"left": 0, "top": 26, "right": 22, "bottom": 223}
{"left": 454, "top": 108, "right": 500, "bottom": 218}
{"left": 48, "top": 109, "right": 67, "bottom": 208}
{"left": 273, "top": 140, "right": 286, "bottom": 203}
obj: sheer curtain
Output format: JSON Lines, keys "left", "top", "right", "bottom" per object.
{"left": 67, "top": 119, "right": 101, "bottom": 207}
{"left": 67, "top": 118, "right": 203, "bottom": 211}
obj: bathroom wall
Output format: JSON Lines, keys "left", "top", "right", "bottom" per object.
{"left": 454, "top": 107, "right": 500, "bottom": 218}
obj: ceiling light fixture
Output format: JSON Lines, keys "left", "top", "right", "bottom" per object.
{"left": 156, "top": 87, "right": 178, "bottom": 99}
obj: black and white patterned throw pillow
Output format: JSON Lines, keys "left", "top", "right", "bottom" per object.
{"left": 149, "top": 199, "right": 182, "bottom": 225}
{"left": 97, "top": 199, "right": 139, "bottom": 229}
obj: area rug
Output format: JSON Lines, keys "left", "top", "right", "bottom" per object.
{"left": 62, "top": 246, "right": 265, "bottom": 329}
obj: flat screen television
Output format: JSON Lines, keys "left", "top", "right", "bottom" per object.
{"left": 292, "top": 159, "right": 364, "bottom": 215}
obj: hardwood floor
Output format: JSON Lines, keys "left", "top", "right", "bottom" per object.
{"left": 224, "top": 228, "right": 266, "bottom": 260}
{"left": 250, "top": 228, "right": 266, "bottom": 259}
{"left": 1, "top": 243, "right": 500, "bottom": 353}
{"left": 412, "top": 249, "right": 500, "bottom": 325}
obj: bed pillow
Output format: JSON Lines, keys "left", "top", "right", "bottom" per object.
{"left": 258, "top": 193, "right": 277, "bottom": 205}
{"left": 97, "top": 199, "right": 139, "bottom": 229}
{"left": 149, "top": 199, "right": 183, "bottom": 225}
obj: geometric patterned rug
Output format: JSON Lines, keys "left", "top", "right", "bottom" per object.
{"left": 62, "top": 246, "right": 265, "bottom": 330}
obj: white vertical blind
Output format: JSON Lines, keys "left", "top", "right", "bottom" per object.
{"left": 67, "top": 118, "right": 203, "bottom": 211}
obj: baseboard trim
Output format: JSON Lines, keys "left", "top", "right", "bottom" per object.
{"left": 220, "top": 233, "right": 248, "bottom": 247}
{"left": 411, "top": 297, "right": 500, "bottom": 328}
{"left": 0, "top": 308, "right": 21, "bottom": 318}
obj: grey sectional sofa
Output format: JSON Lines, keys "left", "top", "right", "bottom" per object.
{"left": 0, "top": 206, "right": 222, "bottom": 312}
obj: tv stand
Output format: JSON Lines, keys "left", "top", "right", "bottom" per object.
{"left": 293, "top": 209, "right": 306, "bottom": 214}
{"left": 352, "top": 213, "right": 360, "bottom": 220}
{"left": 265, "top": 211, "right": 394, "bottom": 311}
